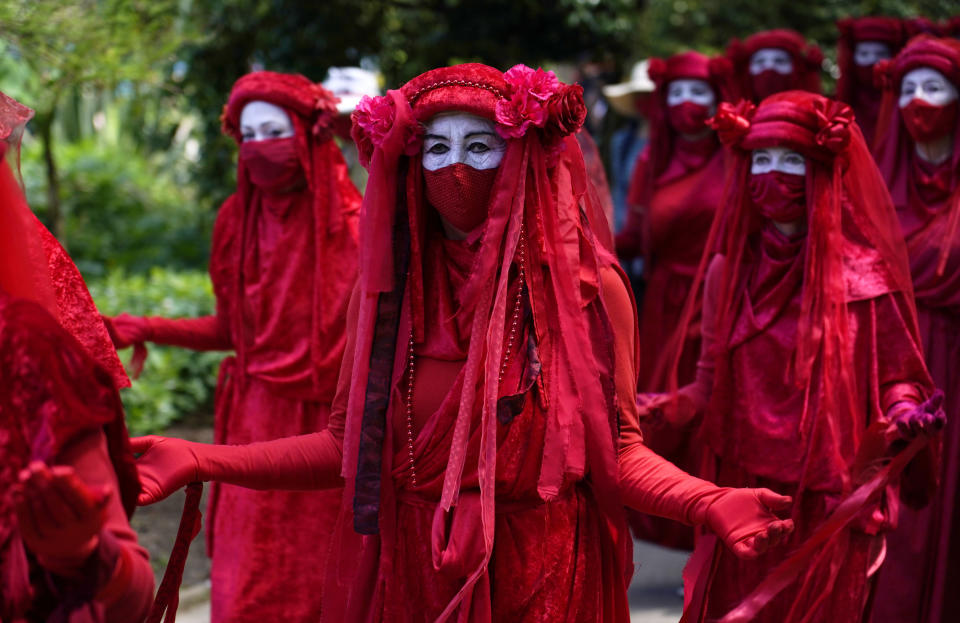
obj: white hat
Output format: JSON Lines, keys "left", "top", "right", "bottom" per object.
{"left": 602, "top": 60, "right": 656, "bottom": 117}
{"left": 322, "top": 67, "right": 382, "bottom": 115}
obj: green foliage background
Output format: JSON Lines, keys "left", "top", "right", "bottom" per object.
{"left": 0, "top": 0, "right": 956, "bottom": 432}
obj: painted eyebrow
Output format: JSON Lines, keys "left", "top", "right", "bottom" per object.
{"left": 423, "top": 133, "right": 448, "bottom": 141}
{"left": 465, "top": 131, "right": 497, "bottom": 139}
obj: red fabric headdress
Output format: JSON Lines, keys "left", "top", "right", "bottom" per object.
{"left": 344, "top": 63, "right": 625, "bottom": 617}
{"left": 873, "top": 35, "right": 960, "bottom": 276}
{"left": 726, "top": 29, "right": 823, "bottom": 101}
{"left": 628, "top": 51, "right": 736, "bottom": 210}
{"left": 219, "top": 72, "right": 361, "bottom": 397}
{"left": 671, "top": 90, "right": 916, "bottom": 487}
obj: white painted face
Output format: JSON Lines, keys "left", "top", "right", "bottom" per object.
{"left": 749, "top": 48, "right": 794, "bottom": 75}
{"left": 750, "top": 147, "right": 806, "bottom": 175}
{"left": 240, "top": 100, "right": 295, "bottom": 142}
{"left": 899, "top": 67, "right": 959, "bottom": 108}
{"left": 665, "top": 79, "right": 717, "bottom": 109}
{"left": 854, "top": 41, "right": 892, "bottom": 67}
{"left": 322, "top": 67, "right": 381, "bottom": 114}
{"left": 421, "top": 112, "right": 506, "bottom": 171}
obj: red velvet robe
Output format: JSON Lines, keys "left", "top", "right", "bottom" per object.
{"left": 200, "top": 179, "right": 357, "bottom": 622}
{"left": 872, "top": 153, "right": 960, "bottom": 623}
{"left": 0, "top": 290, "right": 152, "bottom": 622}
{"left": 684, "top": 226, "right": 930, "bottom": 622}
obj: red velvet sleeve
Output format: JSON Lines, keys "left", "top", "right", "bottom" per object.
{"left": 675, "top": 253, "right": 723, "bottom": 414}
{"left": 143, "top": 314, "right": 232, "bottom": 351}
{"left": 870, "top": 292, "right": 932, "bottom": 421}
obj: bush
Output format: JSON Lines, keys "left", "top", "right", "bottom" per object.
{"left": 90, "top": 267, "right": 226, "bottom": 435}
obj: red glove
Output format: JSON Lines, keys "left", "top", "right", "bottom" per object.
{"left": 637, "top": 392, "right": 698, "bottom": 428}
{"left": 889, "top": 390, "right": 946, "bottom": 440}
{"left": 132, "top": 432, "right": 344, "bottom": 505}
{"left": 102, "top": 313, "right": 153, "bottom": 349}
{"left": 13, "top": 461, "right": 111, "bottom": 572}
{"left": 620, "top": 444, "right": 794, "bottom": 559}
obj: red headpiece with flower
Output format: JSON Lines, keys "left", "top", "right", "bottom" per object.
{"left": 726, "top": 29, "right": 823, "bottom": 101}
{"left": 341, "top": 63, "right": 627, "bottom": 618}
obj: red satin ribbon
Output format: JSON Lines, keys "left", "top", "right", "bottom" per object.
{"left": 147, "top": 482, "right": 203, "bottom": 623}
{"left": 688, "top": 436, "right": 927, "bottom": 623}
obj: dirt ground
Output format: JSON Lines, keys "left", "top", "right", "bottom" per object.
{"left": 130, "top": 421, "right": 214, "bottom": 589}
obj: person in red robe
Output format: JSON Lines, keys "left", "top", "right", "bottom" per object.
{"left": 614, "top": 51, "right": 735, "bottom": 549}
{"left": 870, "top": 35, "right": 960, "bottom": 623}
{"left": 725, "top": 29, "right": 822, "bottom": 103}
{"left": 103, "top": 72, "right": 361, "bottom": 622}
{"left": 658, "top": 91, "right": 942, "bottom": 622}
{"left": 128, "top": 63, "right": 795, "bottom": 623}
{"left": 0, "top": 91, "right": 153, "bottom": 622}
{"left": 836, "top": 17, "right": 905, "bottom": 146}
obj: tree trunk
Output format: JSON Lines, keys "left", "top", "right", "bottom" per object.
{"left": 37, "top": 111, "right": 65, "bottom": 245}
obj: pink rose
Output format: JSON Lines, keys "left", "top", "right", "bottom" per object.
{"left": 495, "top": 64, "right": 562, "bottom": 139}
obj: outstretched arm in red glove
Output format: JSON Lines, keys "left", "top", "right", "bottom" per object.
{"left": 602, "top": 266, "right": 793, "bottom": 559}
{"left": 103, "top": 312, "right": 232, "bottom": 352}
{"left": 14, "top": 431, "right": 154, "bottom": 622}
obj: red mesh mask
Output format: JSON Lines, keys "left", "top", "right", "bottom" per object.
{"left": 901, "top": 99, "right": 959, "bottom": 143}
{"left": 749, "top": 171, "right": 807, "bottom": 222}
{"left": 667, "top": 101, "right": 712, "bottom": 135}
{"left": 239, "top": 137, "right": 304, "bottom": 191}
{"left": 424, "top": 163, "right": 498, "bottom": 232}
{"left": 752, "top": 69, "right": 796, "bottom": 100}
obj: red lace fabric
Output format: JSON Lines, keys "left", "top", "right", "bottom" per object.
{"left": 870, "top": 35, "right": 960, "bottom": 623}
{"left": 835, "top": 17, "right": 906, "bottom": 145}
{"left": 670, "top": 92, "right": 935, "bottom": 621}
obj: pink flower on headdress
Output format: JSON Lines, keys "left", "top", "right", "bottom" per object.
{"left": 708, "top": 100, "right": 756, "bottom": 147}
{"left": 351, "top": 94, "right": 422, "bottom": 168}
{"left": 813, "top": 100, "right": 853, "bottom": 154}
{"left": 873, "top": 59, "right": 894, "bottom": 90}
{"left": 495, "top": 64, "right": 562, "bottom": 139}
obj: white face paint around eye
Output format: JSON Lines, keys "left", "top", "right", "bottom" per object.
{"left": 853, "top": 41, "right": 892, "bottom": 67}
{"left": 750, "top": 147, "right": 807, "bottom": 175}
{"left": 899, "top": 67, "right": 959, "bottom": 108}
{"left": 749, "top": 48, "right": 794, "bottom": 75}
{"left": 421, "top": 112, "right": 507, "bottom": 172}
{"left": 239, "top": 100, "right": 295, "bottom": 142}
{"left": 665, "top": 79, "right": 717, "bottom": 109}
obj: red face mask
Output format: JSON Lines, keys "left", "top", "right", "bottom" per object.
{"left": 424, "top": 163, "right": 498, "bottom": 233}
{"left": 751, "top": 70, "right": 796, "bottom": 100}
{"left": 901, "top": 99, "right": 959, "bottom": 144}
{"left": 667, "top": 101, "right": 712, "bottom": 135}
{"left": 239, "top": 137, "right": 304, "bottom": 192}
{"left": 749, "top": 171, "right": 807, "bottom": 223}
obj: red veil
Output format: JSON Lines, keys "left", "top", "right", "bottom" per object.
{"left": 0, "top": 91, "right": 139, "bottom": 620}
{"left": 836, "top": 17, "right": 906, "bottom": 143}
{"left": 726, "top": 29, "right": 823, "bottom": 102}
{"left": 219, "top": 71, "right": 361, "bottom": 398}
{"left": 341, "top": 63, "right": 627, "bottom": 618}
{"left": 672, "top": 91, "right": 919, "bottom": 489}
{"left": 873, "top": 35, "right": 960, "bottom": 279}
